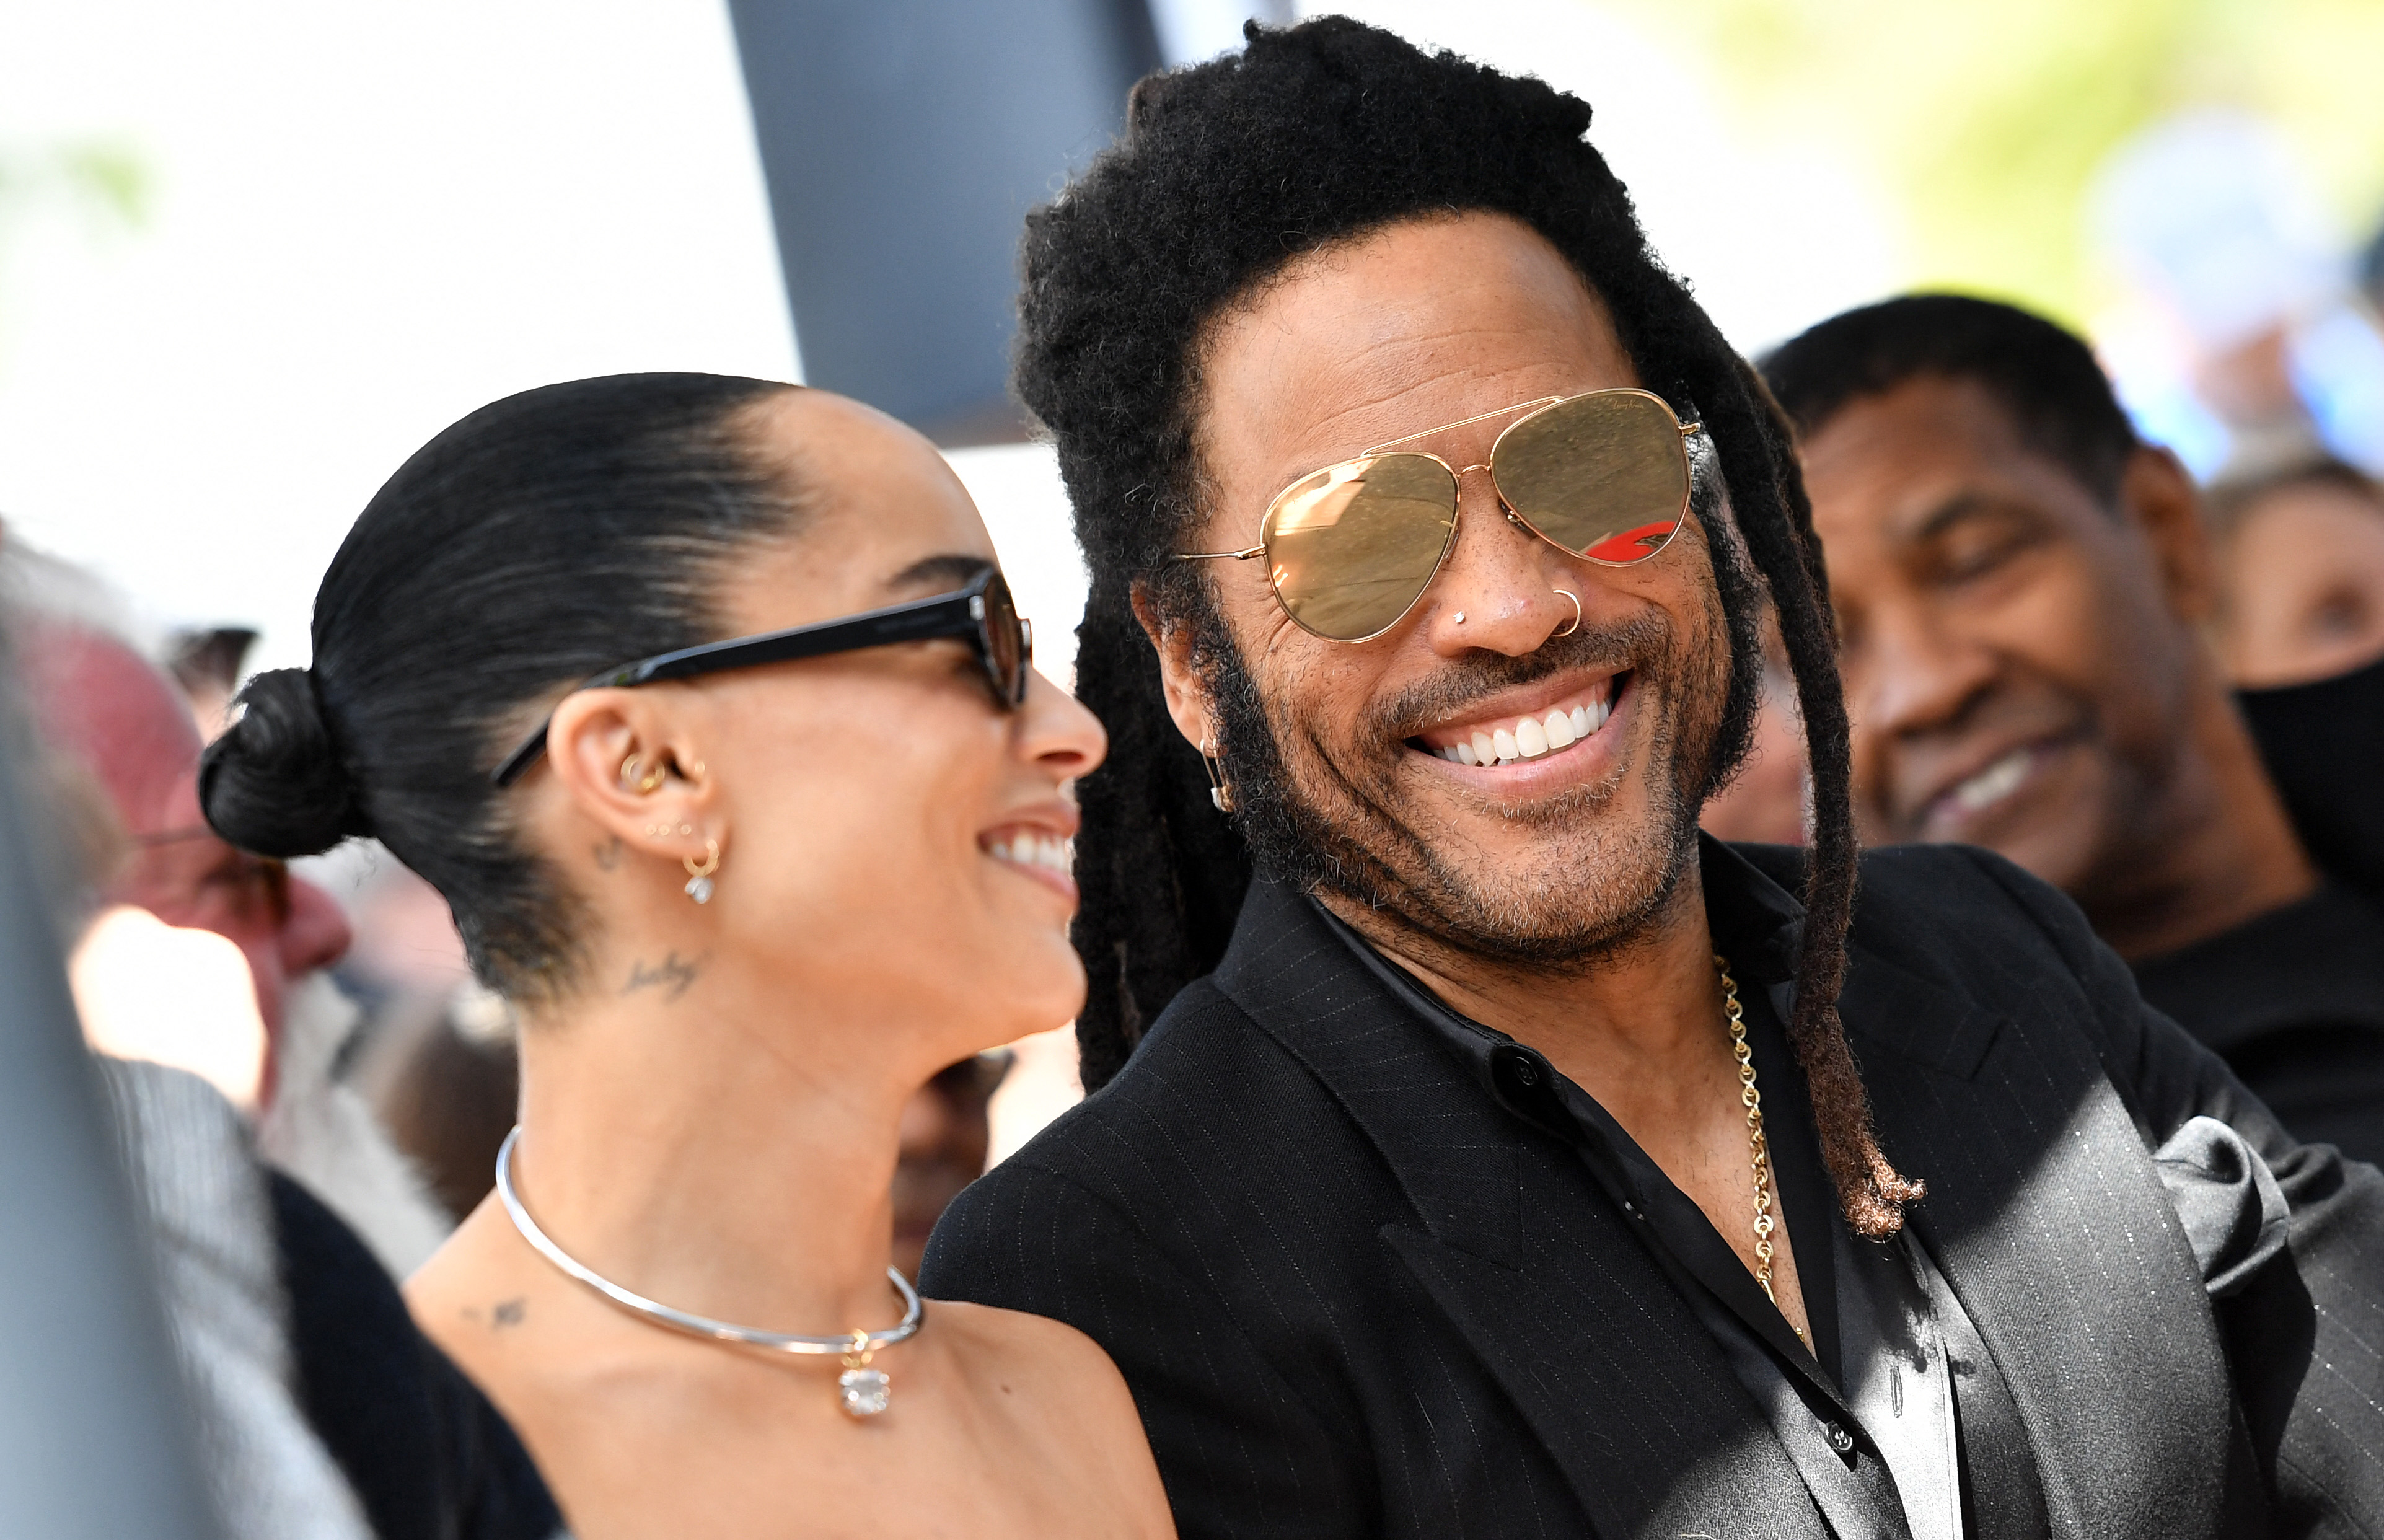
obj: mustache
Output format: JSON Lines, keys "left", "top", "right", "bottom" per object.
{"left": 1361, "top": 611, "right": 1672, "bottom": 744}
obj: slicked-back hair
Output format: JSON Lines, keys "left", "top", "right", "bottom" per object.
{"left": 1761, "top": 294, "right": 2142, "bottom": 505}
{"left": 200, "top": 373, "right": 803, "bottom": 1000}
{"left": 1021, "top": 18, "right": 1919, "bottom": 1236}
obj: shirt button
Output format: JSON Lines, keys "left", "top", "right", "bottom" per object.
{"left": 1824, "top": 1422, "right": 1856, "bottom": 1456}
{"left": 1512, "top": 1057, "right": 1541, "bottom": 1086}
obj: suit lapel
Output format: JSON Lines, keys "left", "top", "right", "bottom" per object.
{"left": 1215, "top": 882, "right": 1831, "bottom": 1539}
{"left": 1840, "top": 941, "right": 2235, "bottom": 1540}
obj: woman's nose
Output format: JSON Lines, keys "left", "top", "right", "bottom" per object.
{"left": 1018, "top": 669, "right": 1108, "bottom": 781}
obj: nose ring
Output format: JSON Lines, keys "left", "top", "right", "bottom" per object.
{"left": 1551, "top": 588, "right": 1581, "bottom": 639}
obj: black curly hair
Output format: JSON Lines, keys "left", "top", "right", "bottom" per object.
{"left": 1023, "top": 17, "right": 1920, "bottom": 1237}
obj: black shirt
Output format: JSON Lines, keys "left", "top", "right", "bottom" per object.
{"left": 2134, "top": 883, "right": 2384, "bottom": 1166}
{"left": 1311, "top": 843, "right": 2047, "bottom": 1540}
{"left": 926, "top": 838, "right": 2384, "bottom": 1540}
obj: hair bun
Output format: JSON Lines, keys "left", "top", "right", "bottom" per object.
{"left": 198, "top": 667, "right": 373, "bottom": 856}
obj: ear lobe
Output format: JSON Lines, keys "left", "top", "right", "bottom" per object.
{"left": 2124, "top": 446, "right": 2216, "bottom": 624}
{"left": 1132, "top": 581, "right": 1216, "bottom": 751}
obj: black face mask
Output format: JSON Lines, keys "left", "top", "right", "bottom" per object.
{"left": 2240, "top": 651, "right": 2384, "bottom": 903}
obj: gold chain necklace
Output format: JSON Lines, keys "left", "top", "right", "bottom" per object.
{"left": 1715, "top": 954, "right": 1807, "bottom": 1348}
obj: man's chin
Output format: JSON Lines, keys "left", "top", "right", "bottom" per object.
{"left": 1314, "top": 800, "right": 1699, "bottom": 969}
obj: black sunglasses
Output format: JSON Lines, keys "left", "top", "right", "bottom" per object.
{"left": 490, "top": 566, "right": 1032, "bottom": 788}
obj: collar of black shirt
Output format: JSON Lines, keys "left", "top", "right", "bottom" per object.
{"left": 1301, "top": 834, "right": 1855, "bottom": 1401}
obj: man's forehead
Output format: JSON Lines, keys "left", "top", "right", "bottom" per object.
{"left": 1200, "top": 214, "right": 1641, "bottom": 482}
{"left": 18, "top": 621, "right": 203, "bottom": 829}
{"left": 1805, "top": 377, "right": 2076, "bottom": 544}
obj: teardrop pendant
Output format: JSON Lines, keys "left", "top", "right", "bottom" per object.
{"left": 684, "top": 874, "right": 714, "bottom": 904}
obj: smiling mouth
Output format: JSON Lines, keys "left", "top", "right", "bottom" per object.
{"left": 1922, "top": 742, "right": 2048, "bottom": 830}
{"left": 1410, "top": 673, "right": 1625, "bottom": 767}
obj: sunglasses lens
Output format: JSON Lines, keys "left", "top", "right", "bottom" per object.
{"left": 983, "top": 573, "right": 1027, "bottom": 703}
{"left": 1493, "top": 390, "right": 1690, "bottom": 563}
{"left": 1262, "top": 453, "right": 1459, "bottom": 641}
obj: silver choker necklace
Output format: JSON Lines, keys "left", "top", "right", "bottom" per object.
{"left": 493, "top": 1127, "right": 923, "bottom": 1418}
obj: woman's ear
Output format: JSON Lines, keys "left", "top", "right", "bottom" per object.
{"left": 1130, "top": 581, "right": 1217, "bottom": 749}
{"left": 545, "top": 688, "right": 718, "bottom": 870}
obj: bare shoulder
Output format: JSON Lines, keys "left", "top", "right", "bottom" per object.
{"left": 929, "top": 1297, "right": 1137, "bottom": 1405}
{"left": 928, "top": 1299, "right": 1174, "bottom": 1534}
{"left": 402, "top": 1197, "right": 548, "bottom": 1378}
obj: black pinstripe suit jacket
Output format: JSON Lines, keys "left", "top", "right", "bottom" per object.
{"left": 923, "top": 842, "right": 2384, "bottom": 1539}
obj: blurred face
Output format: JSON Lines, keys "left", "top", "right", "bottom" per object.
{"left": 118, "top": 781, "right": 353, "bottom": 1039}
{"left": 2214, "top": 476, "right": 2384, "bottom": 688}
{"left": 1803, "top": 376, "right": 2202, "bottom": 894}
{"left": 565, "top": 392, "right": 1106, "bottom": 1063}
{"left": 22, "top": 625, "right": 350, "bottom": 1036}
{"left": 1164, "top": 213, "right": 1736, "bottom": 960}
{"left": 891, "top": 1052, "right": 1008, "bottom": 1277}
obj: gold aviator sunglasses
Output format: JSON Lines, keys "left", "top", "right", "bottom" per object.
{"left": 1179, "top": 388, "right": 1701, "bottom": 642}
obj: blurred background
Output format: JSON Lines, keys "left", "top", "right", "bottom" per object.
{"left": 5, "top": 0, "right": 2382, "bottom": 1213}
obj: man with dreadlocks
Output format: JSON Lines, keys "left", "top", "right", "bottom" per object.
{"left": 923, "top": 20, "right": 2384, "bottom": 1540}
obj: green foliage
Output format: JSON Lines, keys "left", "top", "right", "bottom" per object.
{"left": 1601, "top": 0, "right": 2384, "bottom": 325}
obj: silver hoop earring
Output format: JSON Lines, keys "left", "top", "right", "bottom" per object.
{"left": 683, "top": 838, "right": 721, "bottom": 904}
{"left": 1551, "top": 588, "right": 1581, "bottom": 639}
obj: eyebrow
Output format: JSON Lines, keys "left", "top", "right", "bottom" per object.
{"left": 888, "top": 552, "right": 994, "bottom": 593}
{"left": 1904, "top": 491, "right": 2015, "bottom": 545}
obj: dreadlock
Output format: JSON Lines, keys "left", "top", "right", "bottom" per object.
{"left": 1019, "top": 18, "right": 1920, "bottom": 1236}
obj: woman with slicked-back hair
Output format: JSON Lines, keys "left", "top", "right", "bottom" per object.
{"left": 924, "top": 19, "right": 2384, "bottom": 1540}
{"left": 200, "top": 374, "right": 1172, "bottom": 1538}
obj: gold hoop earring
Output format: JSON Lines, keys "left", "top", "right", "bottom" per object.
{"left": 682, "top": 837, "right": 721, "bottom": 904}
{"left": 1551, "top": 588, "right": 1581, "bottom": 639}
{"left": 621, "top": 753, "right": 666, "bottom": 795}
{"left": 1199, "top": 737, "right": 1236, "bottom": 814}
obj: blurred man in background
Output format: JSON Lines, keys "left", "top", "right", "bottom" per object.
{"left": 13, "top": 586, "right": 451, "bottom": 1272}
{"left": 1765, "top": 294, "right": 2384, "bottom": 1163}
{"left": 2, "top": 534, "right": 560, "bottom": 1539}
{"left": 891, "top": 1050, "right": 1009, "bottom": 1278}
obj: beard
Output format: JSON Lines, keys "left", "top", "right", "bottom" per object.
{"left": 1197, "top": 504, "right": 1761, "bottom": 972}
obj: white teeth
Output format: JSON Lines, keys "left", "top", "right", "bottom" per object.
{"left": 1951, "top": 749, "right": 2030, "bottom": 814}
{"left": 990, "top": 834, "right": 1072, "bottom": 874}
{"left": 1430, "top": 687, "right": 1621, "bottom": 767}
